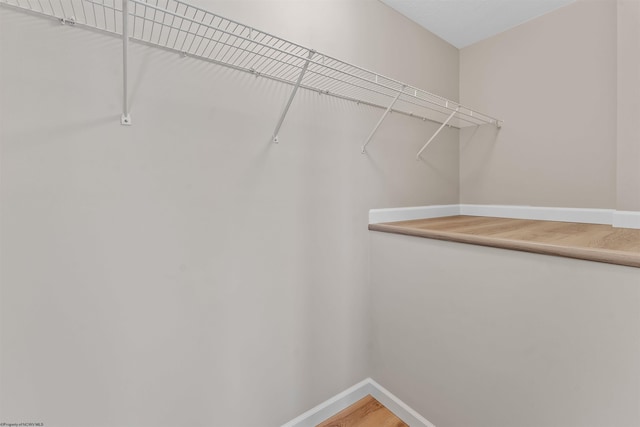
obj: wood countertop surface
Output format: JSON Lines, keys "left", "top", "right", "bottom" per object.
{"left": 369, "top": 215, "right": 640, "bottom": 268}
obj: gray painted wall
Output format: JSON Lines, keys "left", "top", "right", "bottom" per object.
{"left": 616, "top": 0, "right": 640, "bottom": 211}
{"left": 2, "top": 0, "right": 639, "bottom": 426}
{"left": 459, "top": 0, "right": 620, "bottom": 209}
{"left": 371, "top": 2, "right": 640, "bottom": 426}
{"left": 0, "top": 1, "right": 459, "bottom": 426}
{"left": 370, "top": 231, "right": 640, "bottom": 427}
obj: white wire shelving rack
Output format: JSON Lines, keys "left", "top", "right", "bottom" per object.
{"left": 0, "top": 0, "right": 502, "bottom": 156}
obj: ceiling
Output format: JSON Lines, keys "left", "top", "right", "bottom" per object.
{"left": 380, "top": 0, "right": 577, "bottom": 48}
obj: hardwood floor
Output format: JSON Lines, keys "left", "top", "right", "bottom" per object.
{"left": 316, "top": 395, "right": 408, "bottom": 427}
{"left": 369, "top": 215, "right": 640, "bottom": 268}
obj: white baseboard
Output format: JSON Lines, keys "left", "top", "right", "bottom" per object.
{"left": 367, "top": 379, "right": 436, "bottom": 427}
{"left": 281, "top": 377, "right": 434, "bottom": 427}
{"left": 369, "top": 204, "right": 640, "bottom": 229}
{"left": 280, "top": 379, "right": 373, "bottom": 427}
{"left": 368, "top": 205, "right": 459, "bottom": 224}
{"left": 458, "top": 204, "right": 613, "bottom": 225}
{"left": 612, "top": 210, "right": 640, "bottom": 229}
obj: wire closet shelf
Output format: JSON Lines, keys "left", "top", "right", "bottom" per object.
{"left": 1, "top": 0, "right": 502, "bottom": 151}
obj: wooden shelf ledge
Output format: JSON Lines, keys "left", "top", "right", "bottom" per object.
{"left": 369, "top": 216, "right": 640, "bottom": 268}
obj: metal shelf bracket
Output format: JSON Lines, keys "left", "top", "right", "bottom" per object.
{"left": 121, "top": 0, "right": 131, "bottom": 126}
{"left": 272, "top": 50, "right": 315, "bottom": 143}
{"left": 416, "top": 108, "right": 459, "bottom": 160}
{"left": 361, "top": 87, "right": 404, "bottom": 154}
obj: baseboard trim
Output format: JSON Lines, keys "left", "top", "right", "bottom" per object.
{"left": 612, "top": 210, "right": 640, "bottom": 229}
{"left": 458, "top": 204, "right": 613, "bottom": 225}
{"left": 369, "top": 204, "right": 640, "bottom": 229}
{"left": 367, "top": 379, "right": 436, "bottom": 427}
{"left": 281, "top": 377, "right": 434, "bottom": 427}
{"left": 369, "top": 205, "right": 459, "bottom": 224}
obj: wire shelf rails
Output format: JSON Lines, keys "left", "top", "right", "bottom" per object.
{"left": 1, "top": 0, "right": 502, "bottom": 154}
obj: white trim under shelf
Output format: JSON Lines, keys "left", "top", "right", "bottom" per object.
{"left": 458, "top": 204, "right": 614, "bottom": 225}
{"left": 613, "top": 210, "right": 640, "bottom": 229}
{"left": 369, "top": 204, "right": 640, "bottom": 229}
{"left": 369, "top": 205, "right": 459, "bottom": 224}
{"left": 280, "top": 377, "right": 434, "bottom": 427}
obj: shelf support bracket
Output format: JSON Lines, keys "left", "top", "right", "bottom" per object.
{"left": 272, "top": 50, "right": 315, "bottom": 143}
{"left": 416, "top": 108, "right": 458, "bottom": 159}
{"left": 121, "top": 0, "right": 131, "bottom": 125}
{"left": 361, "top": 89, "right": 403, "bottom": 154}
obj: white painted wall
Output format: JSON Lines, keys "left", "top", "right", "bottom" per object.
{"left": 370, "top": 231, "right": 640, "bottom": 427}
{"left": 0, "top": 1, "right": 459, "bottom": 426}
